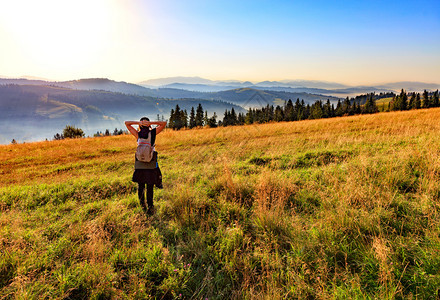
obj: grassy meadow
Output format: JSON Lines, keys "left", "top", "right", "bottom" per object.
{"left": 375, "top": 97, "right": 393, "bottom": 112}
{"left": 1, "top": 108, "right": 440, "bottom": 299}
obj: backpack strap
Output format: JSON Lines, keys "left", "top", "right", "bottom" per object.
{"left": 150, "top": 128, "right": 157, "bottom": 147}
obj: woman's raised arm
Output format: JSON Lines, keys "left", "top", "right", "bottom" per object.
{"left": 150, "top": 121, "right": 167, "bottom": 134}
{"left": 125, "top": 121, "right": 141, "bottom": 139}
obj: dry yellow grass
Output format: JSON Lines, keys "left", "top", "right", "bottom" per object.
{"left": 1, "top": 108, "right": 440, "bottom": 298}
{"left": 2, "top": 107, "right": 440, "bottom": 187}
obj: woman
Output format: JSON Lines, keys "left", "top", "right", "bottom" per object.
{"left": 125, "top": 117, "right": 167, "bottom": 214}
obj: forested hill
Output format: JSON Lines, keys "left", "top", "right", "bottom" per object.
{"left": 54, "top": 78, "right": 157, "bottom": 97}
{"left": 155, "top": 87, "right": 341, "bottom": 107}
{"left": 0, "top": 84, "right": 242, "bottom": 144}
{"left": 1, "top": 78, "right": 341, "bottom": 108}
{"left": 0, "top": 78, "right": 157, "bottom": 97}
{"left": 0, "top": 77, "right": 345, "bottom": 143}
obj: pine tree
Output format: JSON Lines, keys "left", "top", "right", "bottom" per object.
{"left": 304, "top": 102, "right": 310, "bottom": 119}
{"left": 422, "top": 90, "right": 430, "bottom": 108}
{"left": 189, "top": 107, "right": 196, "bottom": 129}
{"left": 269, "top": 105, "right": 274, "bottom": 122}
{"left": 323, "top": 99, "right": 332, "bottom": 118}
{"left": 204, "top": 111, "right": 209, "bottom": 126}
{"left": 237, "top": 112, "right": 245, "bottom": 125}
{"left": 169, "top": 109, "right": 175, "bottom": 128}
{"left": 393, "top": 95, "right": 400, "bottom": 111}
{"left": 195, "top": 103, "right": 204, "bottom": 127}
{"left": 169, "top": 105, "right": 184, "bottom": 130}
{"left": 309, "top": 101, "right": 323, "bottom": 119}
{"left": 390, "top": 95, "right": 397, "bottom": 111}
{"left": 342, "top": 97, "right": 351, "bottom": 115}
{"left": 295, "top": 99, "right": 304, "bottom": 120}
{"left": 230, "top": 108, "right": 237, "bottom": 125}
{"left": 364, "top": 94, "right": 377, "bottom": 114}
{"left": 274, "top": 105, "right": 284, "bottom": 122}
{"left": 207, "top": 112, "right": 218, "bottom": 127}
{"left": 54, "top": 133, "right": 64, "bottom": 140}
{"left": 181, "top": 109, "right": 188, "bottom": 128}
{"left": 415, "top": 93, "right": 421, "bottom": 109}
{"left": 285, "top": 99, "right": 294, "bottom": 121}
{"left": 409, "top": 92, "right": 416, "bottom": 109}
{"left": 335, "top": 99, "right": 343, "bottom": 117}
{"left": 245, "top": 107, "right": 254, "bottom": 124}
{"left": 355, "top": 101, "right": 361, "bottom": 114}
{"left": 433, "top": 90, "right": 439, "bottom": 107}
{"left": 399, "top": 89, "right": 408, "bottom": 110}
{"left": 222, "top": 110, "right": 229, "bottom": 126}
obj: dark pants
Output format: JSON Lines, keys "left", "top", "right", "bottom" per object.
{"left": 138, "top": 183, "right": 154, "bottom": 209}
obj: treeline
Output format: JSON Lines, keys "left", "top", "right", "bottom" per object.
{"left": 168, "top": 103, "right": 218, "bottom": 130}
{"left": 53, "top": 126, "right": 126, "bottom": 140}
{"left": 167, "top": 89, "right": 439, "bottom": 130}
{"left": 94, "top": 128, "right": 126, "bottom": 137}
{"left": 167, "top": 94, "right": 378, "bottom": 129}
{"left": 388, "top": 89, "right": 439, "bottom": 111}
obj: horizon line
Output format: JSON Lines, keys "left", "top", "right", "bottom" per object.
{"left": 1, "top": 75, "right": 440, "bottom": 88}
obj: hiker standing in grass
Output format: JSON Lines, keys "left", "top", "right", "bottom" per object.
{"left": 125, "top": 117, "right": 167, "bottom": 215}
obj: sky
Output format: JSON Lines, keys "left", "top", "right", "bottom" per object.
{"left": 0, "top": 0, "right": 439, "bottom": 85}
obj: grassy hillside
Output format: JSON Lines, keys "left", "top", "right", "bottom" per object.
{"left": 1, "top": 108, "right": 440, "bottom": 298}
{"left": 376, "top": 97, "right": 394, "bottom": 112}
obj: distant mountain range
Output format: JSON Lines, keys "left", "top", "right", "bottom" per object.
{"left": 0, "top": 77, "right": 342, "bottom": 107}
{"left": 1, "top": 76, "right": 439, "bottom": 144}
{"left": 378, "top": 81, "right": 440, "bottom": 92}
{"left": 138, "top": 76, "right": 440, "bottom": 95}
{"left": 0, "top": 78, "right": 337, "bottom": 143}
{"left": 0, "top": 78, "right": 157, "bottom": 97}
{"left": 139, "top": 76, "right": 350, "bottom": 89}
{"left": 2, "top": 76, "right": 438, "bottom": 98}
{"left": 151, "top": 87, "right": 341, "bottom": 108}
{"left": 0, "top": 83, "right": 242, "bottom": 143}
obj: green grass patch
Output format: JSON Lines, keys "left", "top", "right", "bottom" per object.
{"left": 2, "top": 109, "right": 440, "bottom": 298}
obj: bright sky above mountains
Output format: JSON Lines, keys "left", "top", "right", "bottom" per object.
{"left": 1, "top": 0, "right": 439, "bottom": 85}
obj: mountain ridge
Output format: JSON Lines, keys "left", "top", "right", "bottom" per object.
{"left": 137, "top": 77, "right": 440, "bottom": 95}
{"left": 0, "top": 77, "right": 342, "bottom": 107}
{"left": 2, "top": 77, "right": 439, "bottom": 97}
{"left": 0, "top": 84, "right": 244, "bottom": 144}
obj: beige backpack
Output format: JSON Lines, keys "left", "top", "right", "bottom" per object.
{"left": 136, "top": 133, "right": 154, "bottom": 162}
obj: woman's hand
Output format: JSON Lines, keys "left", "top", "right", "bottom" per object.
{"left": 141, "top": 120, "right": 151, "bottom": 127}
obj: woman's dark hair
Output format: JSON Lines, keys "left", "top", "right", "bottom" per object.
{"left": 139, "top": 117, "right": 150, "bottom": 129}
{"left": 138, "top": 117, "right": 151, "bottom": 138}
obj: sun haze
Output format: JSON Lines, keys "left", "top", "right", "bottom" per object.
{"left": 0, "top": 0, "right": 439, "bottom": 85}
{"left": 0, "top": 0, "right": 137, "bottom": 80}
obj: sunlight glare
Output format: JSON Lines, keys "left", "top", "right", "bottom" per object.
{"left": 0, "top": 0, "right": 120, "bottom": 76}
